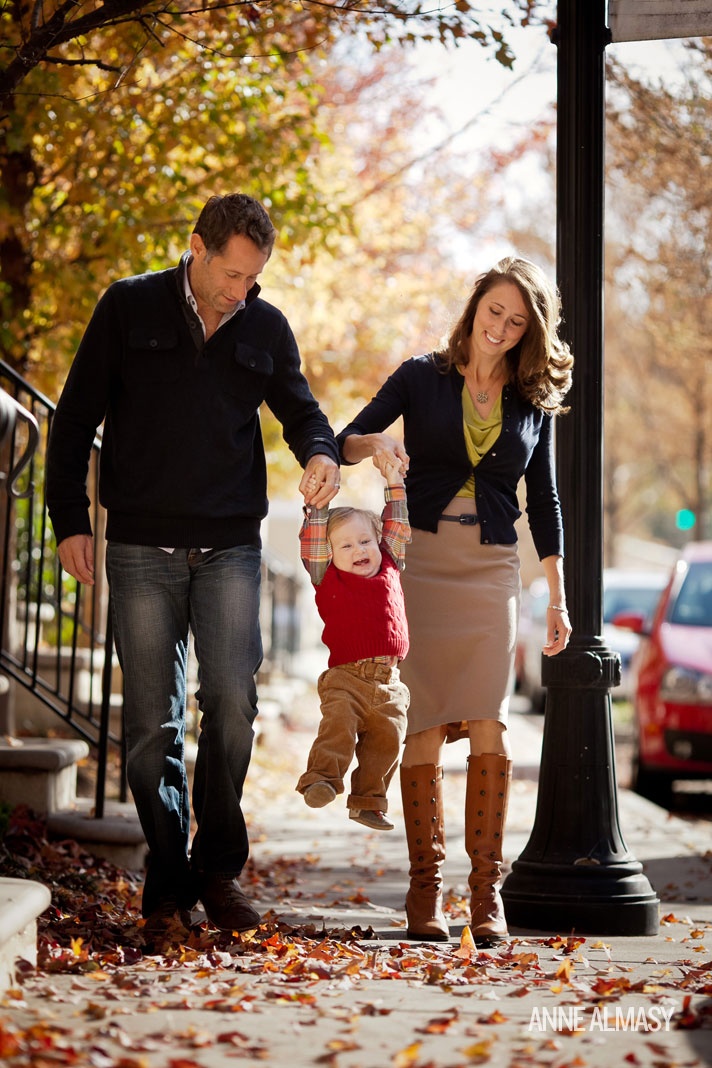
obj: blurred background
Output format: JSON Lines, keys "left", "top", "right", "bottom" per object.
{"left": 1, "top": 1, "right": 710, "bottom": 824}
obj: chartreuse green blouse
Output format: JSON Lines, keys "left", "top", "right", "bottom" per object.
{"left": 456, "top": 383, "right": 503, "bottom": 498}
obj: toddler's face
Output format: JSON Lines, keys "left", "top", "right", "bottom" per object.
{"left": 329, "top": 514, "right": 381, "bottom": 577}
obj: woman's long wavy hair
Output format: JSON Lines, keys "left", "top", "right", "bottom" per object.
{"left": 435, "top": 257, "right": 574, "bottom": 414}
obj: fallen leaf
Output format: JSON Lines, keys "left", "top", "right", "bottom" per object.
{"left": 460, "top": 1036, "right": 495, "bottom": 1061}
{"left": 393, "top": 1040, "right": 423, "bottom": 1066}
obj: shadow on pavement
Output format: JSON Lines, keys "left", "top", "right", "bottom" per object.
{"left": 640, "top": 854, "right": 712, "bottom": 905}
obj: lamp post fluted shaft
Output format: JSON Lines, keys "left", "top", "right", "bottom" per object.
{"left": 500, "top": 0, "right": 659, "bottom": 936}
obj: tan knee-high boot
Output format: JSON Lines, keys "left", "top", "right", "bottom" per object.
{"left": 465, "top": 753, "right": 512, "bottom": 944}
{"left": 400, "top": 764, "right": 449, "bottom": 942}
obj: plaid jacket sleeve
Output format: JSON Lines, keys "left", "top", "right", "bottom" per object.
{"left": 381, "top": 484, "right": 411, "bottom": 571}
{"left": 299, "top": 505, "right": 331, "bottom": 586}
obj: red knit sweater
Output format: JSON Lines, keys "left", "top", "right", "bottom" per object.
{"left": 315, "top": 550, "right": 409, "bottom": 668}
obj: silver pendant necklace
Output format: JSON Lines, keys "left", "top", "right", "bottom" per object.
{"left": 476, "top": 390, "right": 489, "bottom": 404}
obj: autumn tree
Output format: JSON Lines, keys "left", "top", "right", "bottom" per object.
{"left": 605, "top": 39, "right": 712, "bottom": 544}
{"left": 1, "top": 0, "right": 547, "bottom": 381}
{"left": 258, "top": 49, "right": 503, "bottom": 497}
{"left": 461, "top": 37, "right": 712, "bottom": 556}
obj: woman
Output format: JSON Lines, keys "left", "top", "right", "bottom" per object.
{"left": 337, "top": 256, "right": 574, "bottom": 945}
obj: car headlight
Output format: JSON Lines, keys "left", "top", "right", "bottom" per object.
{"left": 660, "top": 666, "right": 712, "bottom": 703}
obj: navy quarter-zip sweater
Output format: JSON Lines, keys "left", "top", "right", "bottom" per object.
{"left": 47, "top": 254, "right": 339, "bottom": 549}
{"left": 336, "top": 354, "right": 564, "bottom": 560}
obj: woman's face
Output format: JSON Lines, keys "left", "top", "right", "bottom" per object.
{"left": 469, "top": 280, "right": 529, "bottom": 363}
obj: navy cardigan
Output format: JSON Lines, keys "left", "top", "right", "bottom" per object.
{"left": 336, "top": 354, "right": 564, "bottom": 560}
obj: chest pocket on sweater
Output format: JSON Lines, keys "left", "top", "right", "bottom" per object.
{"left": 126, "top": 326, "right": 181, "bottom": 384}
{"left": 222, "top": 342, "right": 274, "bottom": 402}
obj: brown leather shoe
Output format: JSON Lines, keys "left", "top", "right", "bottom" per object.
{"left": 200, "top": 874, "right": 261, "bottom": 932}
{"left": 142, "top": 898, "right": 193, "bottom": 950}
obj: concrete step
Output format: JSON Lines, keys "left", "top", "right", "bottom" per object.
{"left": 0, "top": 878, "right": 51, "bottom": 993}
{"left": 1, "top": 674, "right": 309, "bottom": 875}
{"left": 0, "top": 737, "right": 89, "bottom": 815}
{"left": 0, "top": 736, "right": 146, "bottom": 870}
{"left": 47, "top": 798, "right": 146, "bottom": 871}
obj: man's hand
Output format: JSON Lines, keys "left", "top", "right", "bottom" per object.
{"left": 300, "top": 455, "right": 341, "bottom": 508}
{"left": 58, "top": 534, "right": 95, "bottom": 585}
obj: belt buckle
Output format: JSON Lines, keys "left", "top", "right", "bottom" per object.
{"left": 459, "top": 514, "right": 477, "bottom": 525}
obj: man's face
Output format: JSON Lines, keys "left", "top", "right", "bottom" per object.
{"left": 188, "top": 232, "right": 269, "bottom": 316}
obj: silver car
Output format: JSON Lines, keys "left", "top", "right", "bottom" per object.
{"left": 515, "top": 568, "right": 668, "bottom": 712}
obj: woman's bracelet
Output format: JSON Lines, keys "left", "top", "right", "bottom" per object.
{"left": 548, "top": 604, "right": 567, "bottom": 612}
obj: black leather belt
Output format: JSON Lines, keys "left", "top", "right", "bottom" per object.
{"left": 439, "top": 514, "right": 479, "bottom": 525}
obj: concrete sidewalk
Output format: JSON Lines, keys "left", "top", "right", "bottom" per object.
{"left": 237, "top": 698, "right": 712, "bottom": 1065}
{"left": 4, "top": 695, "right": 712, "bottom": 1067}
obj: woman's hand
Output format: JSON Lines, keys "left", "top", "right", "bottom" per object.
{"left": 371, "top": 434, "right": 409, "bottom": 476}
{"left": 540, "top": 555, "right": 571, "bottom": 656}
{"left": 543, "top": 604, "right": 572, "bottom": 656}
{"left": 342, "top": 432, "right": 409, "bottom": 475}
{"left": 377, "top": 457, "right": 405, "bottom": 487}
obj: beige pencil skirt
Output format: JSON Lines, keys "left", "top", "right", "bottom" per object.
{"left": 399, "top": 519, "right": 521, "bottom": 741}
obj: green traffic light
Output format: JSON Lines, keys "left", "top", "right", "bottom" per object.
{"left": 676, "top": 509, "right": 696, "bottom": 531}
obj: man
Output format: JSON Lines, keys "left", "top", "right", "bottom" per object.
{"left": 46, "top": 193, "right": 340, "bottom": 941}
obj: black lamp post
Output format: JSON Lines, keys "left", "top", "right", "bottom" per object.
{"left": 500, "top": 0, "right": 660, "bottom": 935}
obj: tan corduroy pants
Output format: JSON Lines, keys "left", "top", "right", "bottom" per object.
{"left": 297, "top": 660, "right": 409, "bottom": 810}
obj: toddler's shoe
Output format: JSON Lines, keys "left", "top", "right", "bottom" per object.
{"left": 349, "top": 809, "right": 394, "bottom": 831}
{"left": 304, "top": 781, "right": 337, "bottom": 808}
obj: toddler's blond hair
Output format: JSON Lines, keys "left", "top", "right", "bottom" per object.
{"left": 327, "top": 506, "right": 382, "bottom": 543}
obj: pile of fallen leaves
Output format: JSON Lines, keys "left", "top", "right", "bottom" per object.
{"left": 0, "top": 805, "right": 147, "bottom": 964}
{"left": 0, "top": 804, "right": 375, "bottom": 972}
{"left": 5, "top": 802, "right": 712, "bottom": 1068}
{"left": 3, "top": 803, "right": 712, "bottom": 995}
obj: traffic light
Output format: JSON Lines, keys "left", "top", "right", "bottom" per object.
{"left": 675, "top": 509, "right": 696, "bottom": 532}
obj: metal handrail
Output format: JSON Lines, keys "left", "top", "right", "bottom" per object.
{"left": 0, "top": 362, "right": 122, "bottom": 817}
{"left": 0, "top": 360, "right": 303, "bottom": 819}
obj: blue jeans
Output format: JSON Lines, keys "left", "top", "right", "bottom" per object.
{"left": 106, "top": 543, "right": 262, "bottom": 915}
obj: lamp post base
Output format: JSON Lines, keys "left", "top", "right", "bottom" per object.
{"left": 503, "top": 860, "right": 660, "bottom": 936}
{"left": 501, "top": 644, "right": 660, "bottom": 938}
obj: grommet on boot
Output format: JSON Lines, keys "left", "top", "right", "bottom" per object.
{"left": 400, "top": 764, "right": 449, "bottom": 942}
{"left": 465, "top": 753, "right": 512, "bottom": 945}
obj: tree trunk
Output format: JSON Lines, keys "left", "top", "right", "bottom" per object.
{"left": 0, "top": 98, "right": 37, "bottom": 374}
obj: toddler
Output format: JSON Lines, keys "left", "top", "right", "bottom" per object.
{"left": 296, "top": 459, "right": 410, "bottom": 829}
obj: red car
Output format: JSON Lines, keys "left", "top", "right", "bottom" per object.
{"left": 617, "top": 541, "right": 712, "bottom": 806}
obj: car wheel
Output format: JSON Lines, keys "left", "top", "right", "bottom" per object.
{"left": 631, "top": 744, "right": 673, "bottom": 808}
